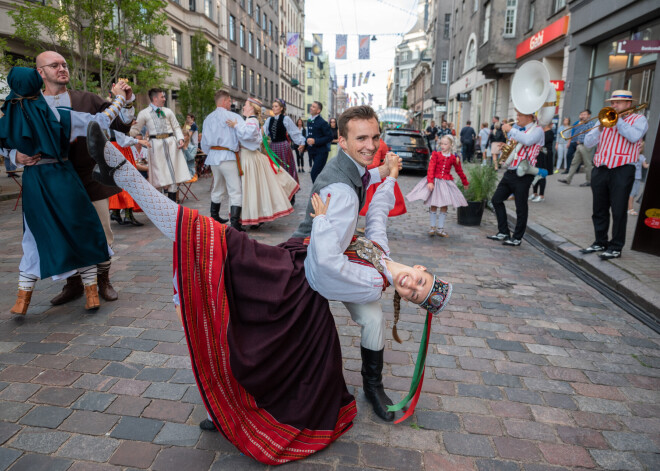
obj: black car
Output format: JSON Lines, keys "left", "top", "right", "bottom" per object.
{"left": 382, "top": 128, "right": 430, "bottom": 171}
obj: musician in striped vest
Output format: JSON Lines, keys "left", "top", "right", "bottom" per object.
{"left": 487, "top": 110, "right": 545, "bottom": 246}
{"left": 581, "top": 90, "right": 648, "bottom": 260}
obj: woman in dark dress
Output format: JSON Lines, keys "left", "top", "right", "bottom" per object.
{"left": 530, "top": 123, "right": 555, "bottom": 202}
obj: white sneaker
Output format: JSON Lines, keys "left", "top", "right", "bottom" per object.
{"left": 528, "top": 194, "right": 536, "bottom": 200}
{"left": 532, "top": 195, "right": 544, "bottom": 202}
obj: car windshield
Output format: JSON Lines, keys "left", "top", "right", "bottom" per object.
{"left": 385, "top": 134, "right": 426, "bottom": 148}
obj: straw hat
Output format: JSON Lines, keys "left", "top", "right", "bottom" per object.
{"left": 605, "top": 90, "right": 636, "bottom": 102}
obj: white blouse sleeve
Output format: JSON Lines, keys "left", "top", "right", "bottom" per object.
{"left": 364, "top": 177, "right": 396, "bottom": 253}
{"left": 305, "top": 215, "right": 386, "bottom": 303}
{"left": 283, "top": 115, "right": 306, "bottom": 146}
{"left": 234, "top": 117, "right": 261, "bottom": 144}
{"left": 68, "top": 95, "right": 127, "bottom": 142}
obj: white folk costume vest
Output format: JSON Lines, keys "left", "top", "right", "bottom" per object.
{"left": 593, "top": 114, "right": 643, "bottom": 168}
{"left": 508, "top": 126, "right": 541, "bottom": 170}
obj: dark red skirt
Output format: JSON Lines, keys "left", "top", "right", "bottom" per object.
{"left": 174, "top": 207, "right": 356, "bottom": 465}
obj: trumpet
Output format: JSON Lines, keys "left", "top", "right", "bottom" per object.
{"left": 560, "top": 103, "right": 647, "bottom": 140}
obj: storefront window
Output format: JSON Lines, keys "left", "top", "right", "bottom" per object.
{"left": 592, "top": 33, "right": 628, "bottom": 77}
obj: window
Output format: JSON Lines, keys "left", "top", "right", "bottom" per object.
{"left": 307, "top": 69, "right": 312, "bottom": 79}
{"left": 444, "top": 14, "right": 451, "bottom": 39}
{"left": 473, "top": 0, "right": 478, "bottom": 12}
{"left": 204, "top": 0, "right": 212, "bottom": 19}
{"left": 264, "top": 77, "right": 268, "bottom": 101}
{"left": 264, "top": 48, "right": 268, "bottom": 67}
{"left": 554, "top": 0, "right": 566, "bottom": 13}
{"left": 464, "top": 35, "right": 476, "bottom": 72}
{"left": 229, "top": 15, "right": 236, "bottom": 42}
{"left": 256, "top": 5, "right": 260, "bottom": 20}
{"left": 528, "top": 0, "right": 535, "bottom": 32}
{"left": 249, "top": 69, "right": 255, "bottom": 94}
{"left": 307, "top": 85, "right": 312, "bottom": 95}
{"left": 257, "top": 73, "right": 262, "bottom": 97}
{"left": 271, "top": 81, "right": 274, "bottom": 101}
{"left": 504, "top": 0, "right": 517, "bottom": 37}
{"left": 270, "top": 50, "right": 274, "bottom": 70}
{"left": 206, "top": 44, "right": 214, "bottom": 64}
{"left": 269, "top": 20, "right": 273, "bottom": 38}
{"left": 256, "top": 39, "right": 261, "bottom": 60}
{"left": 440, "top": 60, "right": 448, "bottom": 83}
{"left": 263, "top": 13, "right": 267, "bottom": 30}
{"left": 248, "top": 32, "right": 253, "bottom": 55}
{"left": 247, "top": 0, "right": 252, "bottom": 15}
{"left": 239, "top": 24, "right": 245, "bottom": 49}
{"left": 241, "top": 64, "right": 247, "bottom": 91}
{"left": 231, "top": 59, "right": 237, "bottom": 87}
{"left": 189, "top": 0, "right": 195, "bottom": 12}
{"left": 275, "top": 54, "right": 278, "bottom": 73}
{"left": 171, "top": 29, "right": 182, "bottom": 66}
{"left": 482, "top": 2, "right": 491, "bottom": 44}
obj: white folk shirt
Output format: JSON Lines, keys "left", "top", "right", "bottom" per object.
{"left": 506, "top": 123, "right": 544, "bottom": 170}
{"left": 234, "top": 116, "right": 262, "bottom": 150}
{"left": 585, "top": 113, "right": 648, "bottom": 168}
{"left": 132, "top": 145, "right": 149, "bottom": 163}
{"left": 262, "top": 115, "right": 306, "bottom": 146}
{"left": 306, "top": 177, "right": 396, "bottom": 304}
{"left": 201, "top": 107, "right": 244, "bottom": 165}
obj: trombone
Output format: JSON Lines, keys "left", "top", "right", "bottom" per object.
{"left": 560, "top": 103, "right": 648, "bottom": 140}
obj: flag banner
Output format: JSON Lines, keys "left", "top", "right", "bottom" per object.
{"left": 364, "top": 71, "right": 371, "bottom": 84}
{"left": 286, "top": 33, "right": 300, "bottom": 58}
{"left": 312, "top": 34, "right": 323, "bottom": 55}
{"left": 335, "top": 34, "right": 347, "bottom": 60}
{"left": 368, "top": 93, "right": 373, "bottom": 104}
{"left": 352, "top": 73, "right": 356, "bottom": 87}
{"left": 358, "top": 72, "right": 363, "bottom": 86}
{"left": 343, "top": 74, "right": 348, "bottom": 89}
{"left": 358, "top": 35, "right": 370, "bottom": 60}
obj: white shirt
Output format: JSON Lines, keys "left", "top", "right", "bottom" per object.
{"left": 263, "top": 115, "right": 306, "bottom": 146}
{"left": 306, "top": 177, "right": 396, "bottom": 303}
{"left": 201, "top": 107, "right": 244, "bottom": 165}
{"left": 132, "top": 146, "right": 149, "bottom": 163}
{"left": 234, "top": 117, "right": 262, "bottom": 151}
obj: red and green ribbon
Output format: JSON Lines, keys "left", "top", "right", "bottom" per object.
{"left": 261, "top": 134, "right": 284, "bottom": 174}
{"left": 387, "top": 311, "right": 433, "bottom": 424}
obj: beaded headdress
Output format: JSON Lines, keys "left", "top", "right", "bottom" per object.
{"left": 419, "top": 275, "right": 452, "bottom": 314}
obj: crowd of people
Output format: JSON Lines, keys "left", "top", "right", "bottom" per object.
{"left": 0, "top": 49, "right": 649, "bottom": 465}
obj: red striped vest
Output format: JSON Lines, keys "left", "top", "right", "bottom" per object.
{"left": 593, "top": 114, "right": 643, "bottom": 168}
{"left": 508, "top": 125, "right": 541, "bottom": 170}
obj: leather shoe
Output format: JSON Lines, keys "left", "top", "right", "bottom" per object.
{"left": 97, "top": 271, "right": 118, "bottom": 301}
{"left": 579, "top": 244, "right": 606, "bottom": 254}
{"left": 199, "top": 419, "right": 217, "bottom": 432}
{"left": 558, "top": 179, "right": 569, "bottom": 184}
{"left": 502, "top": 238, "right": 522, "bottom": 246}
{"left": 487, "top": 233, "right": 509, "bottom": 241}
{"left": 110, "top": 211, "right": 125, "bottom": 225}
{"left": 579, "top": 182, "right": 591, "bottom": 187}
{"left": 10, "top": 290, "right": 32, "bottom": 315}
{"left": 84, "top": 284, "right": 101, "bottom": 310}
{"left": 51, "top": 275, "right": 84, "bottom": 305}
{"left": 599, "top": 249, "right": 621, "bottom": 260}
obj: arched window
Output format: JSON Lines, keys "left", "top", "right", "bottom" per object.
{"left": 464, "top": 34, "right": 477, "bottom": 73}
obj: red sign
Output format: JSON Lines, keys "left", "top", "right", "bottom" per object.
{"left": 617, "top": 40, "right": 660, "bottom": 54}
{"left": 550, "top": 80, "right": 565, "bottom": 91}
{"left": 516, "top": 16, "right": 570, "bottom": 59}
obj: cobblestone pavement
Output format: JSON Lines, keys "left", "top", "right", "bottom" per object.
{"left": 1, "top": 169, "right": 659, "bottom": 470}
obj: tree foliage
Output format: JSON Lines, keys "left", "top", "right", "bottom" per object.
{"left": 177, "top": 32, "right": 223, "bottom": 128}
{"left": 9, "top": 0, "right": 170, "bottom": 95}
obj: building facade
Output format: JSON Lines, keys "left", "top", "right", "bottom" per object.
{"left": 278, "top": 0, "right": 305, "bottom": 122}
{"left": 303, "top": 42, "right": 331, "bottom": 119}
{"left": 428, "top": 0, "right": 452, "bottom": 123}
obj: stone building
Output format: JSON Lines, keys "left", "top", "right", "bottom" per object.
{"left": 278, "top": 0, "right": 305, "bottom": 122}
{"left": 429, "top": 0, "right": 453, "bottom": 123}
{"left": 303, "top": 42, "right": 331, "bottom": 119}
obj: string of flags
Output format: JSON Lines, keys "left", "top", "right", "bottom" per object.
{"left": 344, "top": 92, "right": 373, "bottom": 107}
{"left": 284, "top": 33, "right": 372, "bottom": 61}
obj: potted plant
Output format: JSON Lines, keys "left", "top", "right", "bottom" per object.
{"left": 456, "top": 165, "right": 498, "bottom": 226}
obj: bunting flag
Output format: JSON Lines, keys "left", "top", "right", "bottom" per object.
{"left": 343, "top": 74, "right": 348, "bottom": 89}
{"left": 358, "top": 35, "right": 370, "bottom": 60}
{"left": 363, "top": 71, "right": 371, "bottom": 84}
{"left": 368, "top": 93, "right": 373, "bottom": 104}
{"left": 335, "top": 34, "right": 347, "bottom": 60}
{"left": 352, "top": 73, "right": 356, "bottom": 87}
{"left": 358, "top": 72, "right": 363, "bottom": 86}
{"left": 286, "top": 33, "right": 300, "bottom": 58}
{"left": 312, "top": 34, "right": 323, "bottom": 56}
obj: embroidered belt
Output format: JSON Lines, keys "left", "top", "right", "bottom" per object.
{"left": 210, "top": 146, "right": 243, "bottom": 176}
{"left": 152, "top": 133, "right": 174, "bottom": 139}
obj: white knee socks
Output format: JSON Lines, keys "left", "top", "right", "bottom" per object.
{"left": 18, "top": 271, "right": 38, "bottom": 291}
{"left": 78, "top": 265, "right": 97, "bottom": 286}
{"left": 429, "top": 211, "right": 437, "bottom": 228}
{"left": 437, "top": 211, "right": 447, "bottom": 230}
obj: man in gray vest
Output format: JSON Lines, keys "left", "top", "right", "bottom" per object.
{"left": 293, "top": 106, "right": 401, "bottom": 422}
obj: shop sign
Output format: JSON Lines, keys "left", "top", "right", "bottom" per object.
{"left": 516, "top": 16, "right": 569, "bottom": 59}
{"left": 457, "top": 92, "right": 471, "bottom": 102}
{"left": 617, "top": 40, "right": 660, "bottom": 54}
{"left": 550, "top": 80, "right": 565, "bottom": 91}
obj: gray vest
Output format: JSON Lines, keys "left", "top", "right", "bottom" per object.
{"left": 292, "top": 149, "right": 367, "bottom": 238}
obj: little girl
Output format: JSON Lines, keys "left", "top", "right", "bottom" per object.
{"left": 406, "top": 134, "right": 468, "bottom": 237}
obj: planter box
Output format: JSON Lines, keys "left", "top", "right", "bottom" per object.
{"left": 457, "top": 200, "right": 486, "bottom": 226}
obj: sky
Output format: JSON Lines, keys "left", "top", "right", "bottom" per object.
{"left": 304, "top": 0, "right": 420, "bottom": 110}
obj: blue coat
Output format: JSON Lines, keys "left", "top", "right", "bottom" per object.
{"left": 306, "top": 116, "right": 333, "bottom": 155}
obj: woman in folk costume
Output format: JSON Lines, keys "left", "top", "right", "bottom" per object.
{"left": 263, "top": 99, "right": 306, "bottom": 195}
{"left": 226, "top": 98, "right": 299, "bottom": 226}
{"left": 359, "top": 137, "right": 407, "bottom": 218}
{"left": 0, "top": 67, "right": 128, "bottom": 315}
{"left": 108, "top": 131, "right": 150, "bottom": 226}
{"left": 86, "top": 120, "right": 452, "bottom": 465}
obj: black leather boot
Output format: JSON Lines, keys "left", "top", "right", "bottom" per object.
{"left": 230, "top": 206, "right": 245, "bottom": 232}
{"left": 50, "top": 275, "right": 84, "bottom": 305}
{"left": 210, "top": 202, "right": 228, "bottom": 224}
{"left": 125, "top": 208, "right": 144, "bottom": 226}
{"left": 361, "top": 346, "right": 395, "bottom": 421}
{"left": 167, "top": 192, "right": 177, "bottom": 202}
{"left": 110, "top": 209, "right": 125, "bottom": 225}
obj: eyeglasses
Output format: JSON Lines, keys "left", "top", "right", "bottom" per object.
{"left": 39, "top": 62, "right": 69, "bottom": 71}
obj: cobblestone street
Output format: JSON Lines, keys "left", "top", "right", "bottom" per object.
{"left": 1, "top": 171, "right": 659, "bottom": 470}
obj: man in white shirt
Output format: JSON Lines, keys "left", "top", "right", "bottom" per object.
{"left": 201, "top": 90, "right": 245, "bottom": 231}
{"left": 292, "top": 106, "right": 401, "bottom": 422}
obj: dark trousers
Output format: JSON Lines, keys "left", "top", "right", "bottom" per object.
{"left": 294, "top": 148, "right": 305, "bottom": 169}
{"left": 590, "top": 164, "right": 635, "bottom": 251}
{"left": 310, "top": 150, "right": 329, "bottom": 182}
{"left": 492, "top": 170, "right": 534, "bottom": 240}
{"left": 565, "top": 141, "right": 578, "bottom": 171}
{"left": 462, "top": 143, "right": 474, "bottom": 162}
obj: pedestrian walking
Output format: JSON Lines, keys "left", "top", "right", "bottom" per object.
{"left": 459, "top": 121, "right": 476, "bottom": 163}
{"left": 424, "top": 120, "right": 438, "bottom": 151}
{"left": 558, "top": 109, "right": 595, "bottom": 187}
{"left": 306, "top": 101, "right": 333, "bottom": 182}
{"left": 328, "top": 117, "right": 339, "bottom": 161}
{"left": 479, "top": 122, "right": 490, "bottom": 165}
{"left": 406, "top": 135, "right": 468, "bottom": 237}
{"left": 555, "top": 117, "right": 570, "bottom": 172}
{"left": 490, "top": 122, "right": 506, "bottom": 169}
{"left": 529, "top": 123, "right": 555, "bottom": 202}
{"left": 293, "top": 117, "right": 307, "bottom": 173}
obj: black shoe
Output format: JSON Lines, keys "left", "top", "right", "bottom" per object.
{"left": 579, "top": 182, "right": 591, "bottom": 187}
{"left": 230, "top": 206, "right": 245, "bottom": 232}
{"left": 87, "top": 121, "right": 126, "bottom": 188}
{"left": 210, "top": 202, "right": 229, "bottom": 224}
{"left": 580, "top": 244, "right": 606, "bottom": 254}
{"left": 199, "top": 419, "right": 217, "bottom": 432}
{"left": 361, "top": 347, "right": 394, "bottom": 422}
{"left": 558, "top": 179, "right": 569, "bottom": 184}
{"left": 599, "top": 249, "right": 621, "bottom": 260}
{"left": 125, "top": 213, "right": 144, "bottom": 226}
{"left": 502, "top": 238, "right": 522, "bottom": 246}
{"left": 110, "top": 211, "right": 125, "bottom": 225}
{"left": 487, "top": 233, "right": 509, "bottom": 241}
